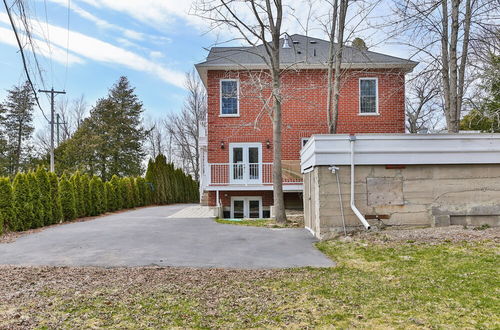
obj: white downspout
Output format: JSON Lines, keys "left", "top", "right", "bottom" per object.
{"left": 349, "top": 135, "right": 371, "bottom": 230}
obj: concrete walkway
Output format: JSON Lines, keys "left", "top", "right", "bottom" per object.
{"left": 168, "top": 205, "right": 216, "bottom": 218}
{"left": 0, "top": 204, "right": 334, "bottom": 269}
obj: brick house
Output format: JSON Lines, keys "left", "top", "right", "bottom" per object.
{"left": 195, "top": 34, "right": 417, "bottom": 219}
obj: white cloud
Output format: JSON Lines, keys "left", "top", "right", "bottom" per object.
{"left": 47, "top": 0, "right": 146, "bottom": 41}
{"left": 0, "top": 25, "right": 84, "bottom": 65}
{"left": 149, "top": 51, "right": 164, "bottom": 59}
{"left": 76, "top": 0, "right": 204, "bottom": 29}
{"left": 0, "top": 12, "right": 186, "bottom": 89}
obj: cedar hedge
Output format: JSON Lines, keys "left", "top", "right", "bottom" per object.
{"left": 0, "top": 154, "right": 198, "bottom": 234}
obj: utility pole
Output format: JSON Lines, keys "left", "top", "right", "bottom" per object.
{"left": 38, "top": 88, "right": 66, "bottom": 172}
{"left": 56, "top": 114, "right": 61, "bottom": 147}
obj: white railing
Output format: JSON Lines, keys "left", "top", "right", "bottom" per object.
{"left": 208, "top": 163, "right": 303, "bottom": 185}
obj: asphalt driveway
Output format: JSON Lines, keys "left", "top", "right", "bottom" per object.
{"left": 0, "top": 204, "right": 334, "bottom": 269}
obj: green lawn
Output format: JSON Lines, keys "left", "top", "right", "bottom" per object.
{"left": 0, "top": 234, "right": 498, "bottom": 328}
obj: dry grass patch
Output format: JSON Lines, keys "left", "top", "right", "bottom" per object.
{"left": 0, "top": 227, "right": 498, "bottom": 328}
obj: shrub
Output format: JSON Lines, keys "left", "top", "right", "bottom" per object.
{"left": 89, "top": 176, "right": 103, "bottom": 216}
{"left": 71, "top": 171, "right": 85, "bottom": 218}
{"left": 110, "top": 175, "right": 122, "bottom": 210}
{"left": 59, "top": 174, "right": 76, "bottom": 221}
{"left": 136, "top": 177, "right": 146, "bottom": 207}
{"left": 97, "top": 178, "right": 106, "bottom": 214}
{"left": 48, "top": 172, "right": 63, "bottom": 224}
{"left": 80, "top": 174, "right": 91, "bottom": 216}
{"left": 104, "top": 182, "right": 114, "bottom": 212}
{"left": 119, "top": 178, "right": 129, "bottom": 209}
{"left": 12, "top": 173, "right": 33, "bottom": 231}
{"left": 122, "top": 177, "right": 134, "bottom": 209}
{"left": 36, "top": 167, "right": 53, "bottom": 226}
{"left": 27, "top": 172, "right": 44, "bottom": 228}
{"left": 0, "top": 177, "right": 14, "bottom": 234}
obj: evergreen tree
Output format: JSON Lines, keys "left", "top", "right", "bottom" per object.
{"left": 59, "top": 174, "right": 76, "bottom": 221}
{"left": 80, "top": 174, "right": 91, "bottom": 216}
{"left": 12, "top": 173, "right": 33, "bottom": 230}
{"left": 89, "top": 176, "right": 102, "bottom": 216}
{"left": 97, "top": 177, "right": 106, "bottom": 214}
{"left": 27, "top": 171, "right": 44, "bottom": 228}
{"left": 71, "top": 171, "right": 86, "bottom": 217}
{"left": 0, "top": 177, "right": 14, "bottom": 233}
{"left": 1, "top": 82, "right": 35, "bottom": 175}
{"left": 55, "top": 77, "right": 146, "bottom": 180}
{"left": 119, "top": 178, "right": 129, "bottom": 209}
{"left": 131, "top": 177, "right": 140, "bottom": 207}
{"left": 104, "top": 181, "right": 114, "bottom": 212}
{"left": 0, "top": 104, "right": 9, "bottom": 176}
{"left": 35, "top": 167, "right": 53, "bottom": 225}
{"left": 136, "top": 177, "right": 146, "bottom": 206}
{"left": 48, "top": 172, "right": 62, "bottom": 224}
{"left": 144, "top": 158, "right": 156, "bottom": 204}
{"left": 110, "top": 175, "right": 122, "bottom": 210}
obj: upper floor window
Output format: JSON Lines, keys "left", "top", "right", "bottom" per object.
{"left": 220, "top": 79, "right": 239, "bottom": 116}
{"left": 359, "top": 78, "right": 378, "bottom": 115}
{"left": 301, "top": 138, "right": 309, "bottom": 148}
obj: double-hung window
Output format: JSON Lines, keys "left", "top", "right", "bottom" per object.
{"left": 220, "top": 79, "right": 239, "bottom": 116}
{"left": 359, "top": 78, "right": 378, "bottom": 115}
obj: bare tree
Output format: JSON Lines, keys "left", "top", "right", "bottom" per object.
{"left": 406, "top": 72, "right": 442, "bottom": 133}
{"left": 194, "top": 0, "right": 289, "bottom": 223}
{"left": 56, "top": 95, "right": 88, "bottom": 142}
{"left": 390, "top": 0, "right": 497, "bottom": 132}
{"left": 144, "top": 117, "right": 166, "bottom": 160}
{"left": 164, "top": 71, "right": 207, "bottom": 181}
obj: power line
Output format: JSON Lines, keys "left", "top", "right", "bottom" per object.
{"left": 64, "top": 0, "right": 71, "bottom": 89}
{"left": 2, "top": 0, "right": 50, "bottom": 123}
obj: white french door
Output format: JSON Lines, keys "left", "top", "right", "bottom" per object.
{"left": 230, "top": 197, "right": 263, "bottom": 219}
{"left": 229, "top": 143, "right": 262, "bottom": 184}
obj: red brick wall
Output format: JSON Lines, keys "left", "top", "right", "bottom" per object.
{"left": 207, "top": 68, "right": 406, "bottom": 164}
{"left": 208, "top": 191, "right": 274, "bottom": 207}
{"left": 206, "top": 68, "right": 407, "bottom": 208}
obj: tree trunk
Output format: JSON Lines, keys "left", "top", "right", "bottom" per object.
{"left": 326, "top": 0, "right": 338, "bottom": 133}
{"left": 448, "top": 0, "right": 460, "bottom": 132}
{"left": 331, "top": 0, "right": 348, "bottom": 133}
{"left": 441, "top": 0, "right": 453, "bottom": 132}
{"left": 272, "top": 74, "right": 286, "bottom": 224}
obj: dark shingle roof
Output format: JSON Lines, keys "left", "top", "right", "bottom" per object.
{"left": 196, "top": 34, "right": 418, "bottom": 68}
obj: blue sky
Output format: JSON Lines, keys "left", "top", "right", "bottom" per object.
{"left": 0, "top": 0, "right": 413, "bottom": 133}
{"left": 0, "top": 0, "right": 214, "bottom": 130}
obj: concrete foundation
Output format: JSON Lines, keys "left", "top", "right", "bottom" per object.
{"left": 303, "top": 164, "right": 500, "bottom": 239}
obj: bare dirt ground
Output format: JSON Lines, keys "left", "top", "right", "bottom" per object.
{"left": 0, "top": 225, "right": 498, "bottom": 328}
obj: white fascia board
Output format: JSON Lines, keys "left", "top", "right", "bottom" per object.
{"left": 301, "top": 134, "right": 500, "bottom": 171}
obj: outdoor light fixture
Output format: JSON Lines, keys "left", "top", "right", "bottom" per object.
{"left": 266, "top": 139, "right": 271, "bottom": 149}
{"left": 220, "top": 141, "right": 225, "bottom": 149}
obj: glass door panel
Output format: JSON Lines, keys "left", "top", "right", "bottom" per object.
{"left": 233, "top": 200, "right": 244, "bottom": 218}
{"left": 249, "top": 200, "right": 260, "bottom": 218}
{"left": 232, "top": 147, "right": 244, "bottom": 181}
{"left": 248, "top": 147, "right": 259, "bottom": 180}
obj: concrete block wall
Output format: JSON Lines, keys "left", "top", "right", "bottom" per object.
{"left": 304, "top": 164, "right": 500, "bottom": 239}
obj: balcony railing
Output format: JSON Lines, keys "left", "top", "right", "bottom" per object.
{"left": 207, "top": 163, "right": 303, "bottom": 185}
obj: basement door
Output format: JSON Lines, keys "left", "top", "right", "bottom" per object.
{"left": 230, "top": 196, "right": 263, "bottom": 219}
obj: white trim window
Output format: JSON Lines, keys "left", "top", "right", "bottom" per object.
{"left": 359, "top": 78, "right": 378, "bottom": 115}
{"left": 220, "top": 79, "right": 239, "bottom": 116}
{"left": 230, "top": 196, "right": 263, "bottom": 219}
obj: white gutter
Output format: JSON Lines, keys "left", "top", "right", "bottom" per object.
{"left": 349, "top": 135, "right": 371, "bottom": 230}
